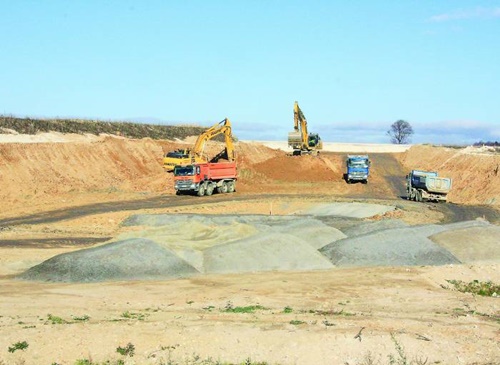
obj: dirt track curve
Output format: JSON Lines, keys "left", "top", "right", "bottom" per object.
{"left": 0, "top": 193, "right": 498, "bottom": 229}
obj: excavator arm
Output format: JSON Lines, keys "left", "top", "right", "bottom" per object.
{"left": 293, "top": 101, "right": 309, "bottom": 150}
{"left": 163, "top": 117, "right": 236, "bottom": 171}
{"left": 192, "top": 118, "right": 235, "bottom": 161}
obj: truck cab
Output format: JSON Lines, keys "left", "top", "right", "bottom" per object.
{"left": 346, "top": 155, "right": 370, "bottom": 184}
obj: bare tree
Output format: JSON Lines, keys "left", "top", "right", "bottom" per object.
{"left": 387, "top": 120, "right": 414, "bottom": 144}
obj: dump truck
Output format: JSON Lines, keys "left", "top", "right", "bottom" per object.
{"left": 287, "top": 101, "right": 323, "bottom": 155}
{"left": 345, "top": 155, "right": 370, "bottom": 184}
{"left": 173, "top": 161, "right": 237, "bottom": 196}
{"left": 406, "top": 170, "right": 452, "bottom": 202}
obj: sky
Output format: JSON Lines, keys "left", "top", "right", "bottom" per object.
{"left": 1, "top": 1, "right": 499, "bottom": 145}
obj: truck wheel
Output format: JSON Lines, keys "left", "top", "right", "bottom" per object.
{"left": 227, "top": 181, "right": 235, "bottom": 193}
{"left": 362, "top": 180, "right": 368, "bottom": 184}
{"left": 416, "top": 191, "right": 422, "bottom": 202}
{"left": 205, "top": 183, "right": 214, "bottom": 196}
{"left": 221, "top": 182, "right": 228, "bottom": 193}
{"left": 197, "top": 185, "right": 205, "bottom": 196}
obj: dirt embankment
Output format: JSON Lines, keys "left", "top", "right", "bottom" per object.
{"left": 399, "top": 145, "right": 500, "bottom": 206}
{"left": 1, "top": 136, "right": 499, "bottom": 218}
{"left": 0, "top": 137, "right": 165, "bottom": 198}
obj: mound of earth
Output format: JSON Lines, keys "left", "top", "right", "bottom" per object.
{"left": 18, "top": 238, "right": 199, "bottom": 282}
{"left": 251, "top": 154, "right": 344, "bottom": 182}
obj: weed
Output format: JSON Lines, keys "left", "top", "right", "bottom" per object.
{"left": 74, "top": 360, "right": 124, "bottom": 365}
{"left": 388, "top": 333, "right": 408, "bottom": 365}
{"left": 283, "top": 306, "right": 293, "bottom": 313}
{"left": 322, "top": 319, "right": 335, "bottom": 327}
{"left": 289, "top": 320, "right": 305, "bottom": 325}
{"left": 202, "top": 305, "right": 216, "bottom": 311}
{"left": 120, "top": 311, "right": 146, "bottom": 321}
{"left": 308, "top": 308, "right": 356, "bottom": 317}
{"left": 116, "top": 342, "right": 135, "bottom": 357}
{"left": 47, "top": 314, "right": 66, "bottom": 324}
{"left": 8, "top": 341, "right": 29, "bottom": 353}
{"left": 72, "top": 314, "right": 90, "bottom": 322}
{"left": 446, "top": 279, "right": 499, "bottom": 297}
{"left": 223, "top": 301, "right": 268, "bottom": 313}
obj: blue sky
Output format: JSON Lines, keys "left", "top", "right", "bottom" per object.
{"left": 1, "top": 1, "right": 499, "bottom": 144}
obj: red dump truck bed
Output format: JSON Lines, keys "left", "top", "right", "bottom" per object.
{"left": 198, "top": 162, "right": 237, "bottom": 179}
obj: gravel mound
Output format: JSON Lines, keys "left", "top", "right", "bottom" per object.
{"left": 430, "top": 224, "right": 500, "bottom": 263}
{"left": 122, "top": 214, "right": 345, "bottom": 251}
{"left": 19, "top": 210, "right": 497, "bottom": 283}
{"left": 203, "top": 232, "right": 334, "bottom": 274}
{"left": 19, "top": 238, "right": 199, "bottom": 282}
{"left": 320, "top": 227, "right": 461, "bottom": 267}
{"left": 341, "top": 219, "right": 408, "bottom": 237}
{"left": 121, "top": 214, "right": 345, "bottom": 271}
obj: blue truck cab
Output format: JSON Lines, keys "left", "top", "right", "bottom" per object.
{"left": 346, "top": 155, "right": 370, "bottom": 184}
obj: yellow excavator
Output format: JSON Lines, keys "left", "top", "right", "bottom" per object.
{"left": 163, "top": 118, "right": 235, "bottom": 171}
{"left": 287, "top": 101, "right": 323, "bottom": 155}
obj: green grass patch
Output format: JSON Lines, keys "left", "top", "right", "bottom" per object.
{"left": 446, "top": 279, "right": 499, "bottom": 297}
{"left": 223, "top": 302, "right": 268, "bottom": 313}
{"left": 116, "top": 342, "right": 135, "bottom": 357}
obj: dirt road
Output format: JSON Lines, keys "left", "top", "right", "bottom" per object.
{"left": 0, "top": 193, "right": 498, "bottom": 230}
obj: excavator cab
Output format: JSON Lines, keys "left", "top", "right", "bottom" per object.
{"left": 165, "top": 149, "right": 191, "bottom": 159}
{"left": 308, "top": 133, "right": 321, "bottom": 148}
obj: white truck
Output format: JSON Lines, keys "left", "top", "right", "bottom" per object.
{"left": 406, "top": 170, "right": 452, "bottom": 202}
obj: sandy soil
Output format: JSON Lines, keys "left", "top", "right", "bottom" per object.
{"left": 0, "top": 133, "right": 499, "bottom": 365}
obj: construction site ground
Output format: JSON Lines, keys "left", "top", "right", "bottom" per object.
{"left": 0, "top": 133, "right": 499, "bottom": 365}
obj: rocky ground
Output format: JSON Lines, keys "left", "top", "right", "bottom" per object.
{"left": 0, "top": 133, "right": 499, "bottom": 365}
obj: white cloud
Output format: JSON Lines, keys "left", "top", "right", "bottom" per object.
{"left": 429, "top": 7, "right": 500, "bottom": 22}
